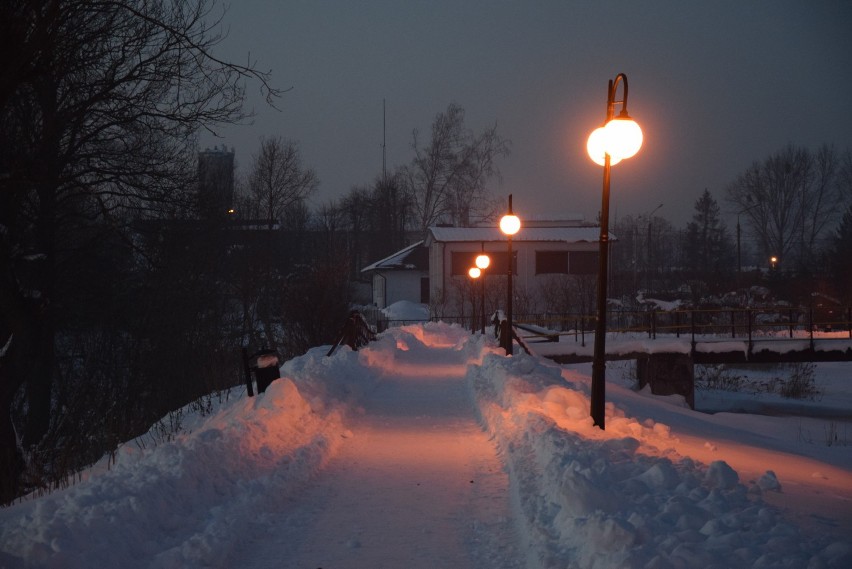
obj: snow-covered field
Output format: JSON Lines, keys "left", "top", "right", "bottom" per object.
{"left": 1, "top": 322, "right": 850, "bottom": 568}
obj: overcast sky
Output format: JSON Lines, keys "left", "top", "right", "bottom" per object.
{"left": 201, "top": 0, "right": 852, "bottom": 227}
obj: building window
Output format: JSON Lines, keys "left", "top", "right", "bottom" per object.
{"left": 569, "top": 251, "right": 598, "bottom": 275}
{"left": 536, "top": 251, "right": 569, "bottom": 274}
{"left": 487, "top": 252, "right": 516, "bottom": 275}
{"left": 451, "top": 251, "right": 515, "bottom": 275}
{"left": 451, "top": 252, "right": 479, "bottom": 276}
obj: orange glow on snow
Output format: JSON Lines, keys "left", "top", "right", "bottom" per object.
{"left": 398, "top": 325, "right": 461, "bottom": 348}
{"left": 513, "top": 378, "right": 852, "bottom": 526}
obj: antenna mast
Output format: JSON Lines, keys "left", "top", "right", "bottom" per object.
{"left": 382, "top": 99, "right": 387, "bottom": 181}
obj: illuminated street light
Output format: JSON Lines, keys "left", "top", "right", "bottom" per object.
{"left": 499, "top": 195, "right": 521, "bottom": 355}
{"left": 468, "top": 267, "right": 481, "bottom": 333}
{"left": 475, "top": 252, "right": 490, "bottom": 334}
{"left": 586, "top": 127, "right": 623, "bottom": 167}
{"left": 586, "top": 73, "right": 643, "bottom": 430}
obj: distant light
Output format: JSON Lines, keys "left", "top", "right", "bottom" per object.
{"left": 469, "top": 267, "right": 481, "bottom": 279}
{"left": 227, "top": 208, "right": 235, "bottom": 214}
{"left": 499, "top": 214, "right": 521, "bottom": 236}
{"left": 475, "top": 254, "right": 490, "bottom": 270}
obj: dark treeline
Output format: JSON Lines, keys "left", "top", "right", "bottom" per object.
{"left": 0, "top": 0, "right": 509, "bottom": 502}
{"left": 0, "top": 0, "right": 282, "bottom": 502}
{"left": 609, "top": 145, "right": 852, "bottom": 309}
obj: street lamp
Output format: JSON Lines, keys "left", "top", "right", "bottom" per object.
{"left": 468, "top": 267, "right": 481, "bottom": 333}
{"left": 475, "top": 252, "right": 490, "bottom": 334}
{"left": 499, "top": 195, "right": 521, "bottom": 355}
{"left": 586, "top": 73, "right": 643, "bottom": 430}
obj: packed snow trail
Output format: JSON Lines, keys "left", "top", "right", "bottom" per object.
{"left": 2, "top": 322, "right": 849, "bottom": 568}
{"left": 230, "top": 328, "right": 524, "bottom": 568}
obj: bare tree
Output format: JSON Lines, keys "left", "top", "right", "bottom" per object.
{"left": 368, "top": 172, "right": 413, "bottom": 257}
{"left": 403, "top": 103, "right": 510, "bottom": 232}
{"left": 838, "top": 150, "right": 852, "bottom": 205}
{"left": 726, "top": 145, "right": 846, "bottom": 271}
{"left": 828, "top": 205, "right": 852, "bottom": 304}
{"left": 247, "top": 136, "right": 318, "bottom": 228}
{"left": 0, "top": 0, "right": 278, "bottom": 502}
{"left": 311, "top": 200, "right": 347, "bottom": 264}
{"left": 538, "top": 275, "right": 597, "bottom": 318}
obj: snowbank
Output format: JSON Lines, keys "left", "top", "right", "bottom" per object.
{"left": 0, "top": 346, "right": 371, "bottom": 569}
{"left": 468, "top": 349, "right": 852, "bottom": 568}
{"left": 381, "top": 299, "right": 430, "bottom": 321}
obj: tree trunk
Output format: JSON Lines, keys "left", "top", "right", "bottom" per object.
{"left": 22, "top": 80, "right": 60, "bottom": 448}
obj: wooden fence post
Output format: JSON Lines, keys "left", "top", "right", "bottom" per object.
{"left": 241, "top": 347, "right": 254, "bottom": 397}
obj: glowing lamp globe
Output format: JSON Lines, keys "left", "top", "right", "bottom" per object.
{"left": 603, "top": 115, "right": 643, "bottom": 160}
{"left": 499, "top": 214, "right": 521, "bottom": 236}
{"left": 586, "top": 127, "right": 622, "bottom": 167}
{"left": 468, "top": 267, "right": 481, "bottom": 279}
{"left": 475, "top": 254, "right": 490, "bottom": 270}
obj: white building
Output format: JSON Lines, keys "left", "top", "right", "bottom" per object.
{"left": 361, "top": 241, "right": 429, "bottom": 309}
{"left": 362, "top": 217, "right": 608, "bottom": 317}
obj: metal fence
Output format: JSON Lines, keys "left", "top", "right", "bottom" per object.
{"left": 515, "top": 306, "right": 852, "bottom": 342}
{"left": 358, "top": 305, "right": 852, "bottom": 343}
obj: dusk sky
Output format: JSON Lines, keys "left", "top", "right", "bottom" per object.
{"left": 202, "top": 0, "right": 852, "bottom": 227}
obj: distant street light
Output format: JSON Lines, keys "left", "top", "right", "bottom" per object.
{"left": 475, "top": 252, "right": 491, "bottom": 334}
{"left": 468, "top": 267, "right": 481, "bottom": 333}
{"left": 586, "top": 73, "right": 643, "bottom": 430}
{"left": 499, "top": 195, "right": 521, "bottom": 355}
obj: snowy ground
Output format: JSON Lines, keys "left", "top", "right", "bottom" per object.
{"left": 1, "top": 322, "right": 850, "bottom": 568}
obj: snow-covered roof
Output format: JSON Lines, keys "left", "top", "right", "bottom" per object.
{"left": 360, "top": 240, "right": 427, "bottom": 273}
{"left": 426, "top": 226, "right": 607, "bottom": 244}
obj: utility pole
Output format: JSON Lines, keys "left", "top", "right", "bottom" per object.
{"left": 382, "top": 99, "right": 387, "bottom": 181}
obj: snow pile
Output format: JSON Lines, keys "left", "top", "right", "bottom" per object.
{"left": 0, "top": 346, "right": 371, "bottom": 569}
{"left": 468, "top": 349, "right": 851, "bottom": 568}
{"left": 635, "top": 292, "right": 683, "bottom": 311}
{"left": 381, "top": 299, "right": 430, "bottom": 321}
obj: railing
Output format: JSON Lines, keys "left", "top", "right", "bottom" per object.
{"left": 513, "top": 306, "right": 852, "bottom": 346}
{"left": 353, "top": 305, "right": 852, "bottom": 353}
{"left": 326, "top": 310, "right": 378, "bottom": 356}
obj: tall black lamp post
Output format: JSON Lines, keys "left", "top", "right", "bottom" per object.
{"left": 468, "top": 266, "right": 481, "bottom": 334}
{"left": 475, "top": 250, "right": 490, "bottom": 334}
{"left": 499, "top": 195, "right": 521, "bottom": 355}
{"left": 586, "top": 73, "right": 643, "bottom": 429}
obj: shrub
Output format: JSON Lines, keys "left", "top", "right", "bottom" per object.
{"left": 780, "top": 362, "right": 820, "bottom": 400}
{"left": 695, "top": 364, "right": 744, "bottom": 391}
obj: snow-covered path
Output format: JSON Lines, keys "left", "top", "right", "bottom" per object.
{"left": 230, "top": 335, "right": 523, "bottom": 568}
{"left": 2, "top": 322, "right": 850, "bottom": 568}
